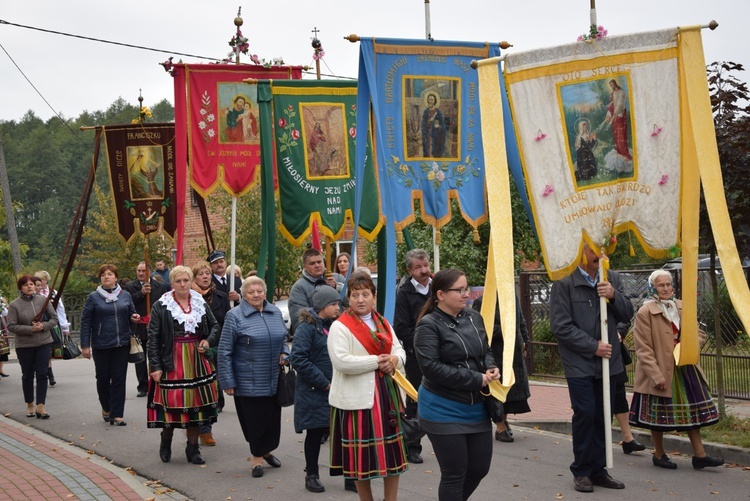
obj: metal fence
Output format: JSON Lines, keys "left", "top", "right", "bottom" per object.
{"left": 518, "top": 267, "right": 750, "bottom": 400}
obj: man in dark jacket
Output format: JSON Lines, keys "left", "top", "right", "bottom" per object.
{"left": 208, "top": 250, "right": 241, "bottom": 304}
{"left": 550, "top": 244, "right": 633, "bottom": 493}
{"left": 288, "top": 249, "right": 344, "bottom": 334}
{"left": 393, "top": 248, "right": 432, "bottom": 464}
{"left": 124, "top": 261, "right": 166, "bottom": 397}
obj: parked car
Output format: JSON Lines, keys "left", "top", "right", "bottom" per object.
{"left": 274, "top": 299, "right": 291, "bottom": 332}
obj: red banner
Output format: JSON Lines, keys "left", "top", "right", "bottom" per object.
{"left": 102, "top": 123, "right": 177, "bottom": 243}
{"left": 175, "top": 64, "right": 302, "bottom": 197}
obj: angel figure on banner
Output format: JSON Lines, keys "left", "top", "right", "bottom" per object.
{"left": 128, "top": 147, "right": 164, "bottom": 200}
{"left": 598, "top": 78, "right": 634, "bottom": 175}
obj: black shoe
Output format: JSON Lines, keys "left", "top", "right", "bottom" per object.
{"left": 159, "top": 432, "right": 172, "bottom": 463}
{"left": 653, "top": 453, "right": 677, "bottom": 469}
{"left": 48, "top": 368, "right": 56, "bottom": 386}
{"left": 622, "top": 439, "right": 646, "bottom": 454}
{"left": 407, "top": 450, "right": 423, "bottom": 464}
{"left": 495, "top": 430, "right": 514, "bottom": 442}
{"left": 305, "top": 474, "right": 325, "bottom": 493}
{"left": 591, "top": 472, "right": 625, "bottom": 489}
{"left": 573, "top": 476, "right": 593, "bottom": 493}
{"left": 264, "top": 454, "right": 282, "bottom": 468}
{"left": 320, "top": 433, "right": 329, "bottom": 444}
{"left": 506, "top": 422, "right": 513, "bottom": 436}
{"left": 0, "top": 372, "right": 9, "bottom": 377}
{"left": 35, "top": 412, "right": 50, "bottom": 419}
{"left": 137, "top": 390, "right": 147, "bottom": 398}
{"left": 692, "top": 454, "right": 724, "bottom": 469}
{"left": 252, "top": 465, "right": 264, "bottom": 478}
{"left": 344, "top": 479, "right": 357, "bottom": 492}
{"left": 110, "top": 418, "right": 127, "bottom": 426}
{"left": 185, "top": 442, "right": 205, "bottom": 465}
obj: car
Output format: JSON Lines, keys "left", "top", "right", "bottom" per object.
{"left": 274, "top": 299, "right": 291, "bottom": 332}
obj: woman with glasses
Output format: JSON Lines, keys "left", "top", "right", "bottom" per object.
{"left": 414, "top": 268, "right": 499, "bottom": 501}
{"left": 328, "top": 271, "right": 407, "bottom": 501}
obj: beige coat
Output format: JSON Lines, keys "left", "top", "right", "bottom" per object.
{"left": 633, "top": 299, "right": 707, "bottom": 398}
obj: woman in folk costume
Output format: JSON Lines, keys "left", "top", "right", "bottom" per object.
{"left": 629, "top": 269, "right": 723, "bottom": 470}
{"left": 147, "top": 266, "right": 220, "bottom": 465}
{"left": 328, "top": 271, "right": 408, "bottom": 501}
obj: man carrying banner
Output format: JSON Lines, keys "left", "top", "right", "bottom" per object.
{"left": 550, "top": 244, "right": 632, "bottom": 492}
{"left": 209, "top": 251, "right": 241, "bottom": 304}
{"left": 393, "top": 249, "right": 432, "bottom": 464}
{"left": 288, "top": 249, "right": 344, "bottom": 335}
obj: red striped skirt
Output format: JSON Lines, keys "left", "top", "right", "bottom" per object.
{"left": 329, "top": 373, "right": 408, "bottom": 480}
{"left": 147, "top": 335, "right": 219, "bottom": 428}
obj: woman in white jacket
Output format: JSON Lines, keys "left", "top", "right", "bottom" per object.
{"left": 328, "top": 272, "right": 407, "bottom": 501}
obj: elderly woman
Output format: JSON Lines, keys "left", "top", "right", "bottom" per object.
{"left": 629, "top": 269, "right": 723, "bottom": 470}
{"left": 7, "top": 275, "right": 58, "bottom": 419}
{"left": 191, "top": 260, "right": 230, "bottom": 445}
{"left": 35, "top": 270, "right": 69, "bottom": 387}
{"left": 147, "top": 265, "right": 220, "bottom": 465}
{"left": 80, "top": 264, "right": 139, "bottom": 426}
{"left": 328, "top": 272, "right": 407, "bottom": 501}
{"left": 414, "top": 268, "right": 499, "bottom": 501}
{"left": 291, "top": 286, "right": 341, "bottom": 493}
{"left": 215, "top": 276, "right": 289, "bottom": 478}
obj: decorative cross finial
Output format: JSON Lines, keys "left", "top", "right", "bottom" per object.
{"left": 312, "top": 26, "right": 320, "bottom": 38}
{"left": 138, "top": 88, "right": 143, "bottom": 106}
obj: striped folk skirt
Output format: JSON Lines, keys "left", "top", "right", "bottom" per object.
{"left": 629, "top": 364, "right": 719, "bottom": 432}
{"left": 147, "top": 335, "right": 219, "bottom": 428}
{"left": 330, "top": 373, "right": 408, "bottom": 480}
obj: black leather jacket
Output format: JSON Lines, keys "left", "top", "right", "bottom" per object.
{"left": 146, "top": 299, "right": 220, "bottom": 373}
{"left": 414, "top": 307, "right": 497, "bottom": 405}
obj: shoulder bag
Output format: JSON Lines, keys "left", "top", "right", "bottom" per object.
{"left": 276, "top": 364, "right": 297, "bottom": 407}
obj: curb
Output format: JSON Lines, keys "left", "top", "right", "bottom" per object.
{"left": 515, "top": 420, "right": 750, "bottom": 467}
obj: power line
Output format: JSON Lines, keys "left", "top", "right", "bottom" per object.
{"left": 0, "top": 42, "right": 87, "bottom": 145}
{"left": 0, "top": 19, "right": 218, "bottom": 61}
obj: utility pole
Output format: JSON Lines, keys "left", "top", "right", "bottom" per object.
{"left": 0, "top": 140, "right": 21, "bottom": 274}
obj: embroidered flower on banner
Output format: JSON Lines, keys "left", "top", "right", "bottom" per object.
{"left": 199, "top": 91, "right": 214, "bottom": 144}
{"left": 348, "top": 104, "right": 357, "bottom": 141}
{"left": 277, "top": 105, "right": 299, "bottom": 152}
{"left": 386, "top": 155, "right": 480, "bottom": 191}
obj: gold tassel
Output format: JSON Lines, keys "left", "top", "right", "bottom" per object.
{"left": 435, "top": 229, "right": 442, "bottom": 245}
{"left": 628, "top": 231, "right": 636, "bottom": 256}
{"left": 396, "top": 230, "right": 403, "bottom": 245}
{"left": 472, "top": 228, "right": 480, "bottom": 244}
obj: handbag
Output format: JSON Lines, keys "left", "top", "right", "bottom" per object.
{"left": 482, "top": 390, "right": 505, "bottom": 424}
{"left": 128, "top": 336, "right": 145, "bottom": 364}
{"left": 0, "top": 334, "right": 9, "bottom": 356}
{"left": 62, "top": 332, "right": 82, "bottom": 360}
{"left": 276, "top": 364, "right": 296, "bottom": 407}
{"left": 399, "top": 412, "right": 425, "bottom": 443}
{"left": 50, "top": 325, "right": 64, "bottom": 359}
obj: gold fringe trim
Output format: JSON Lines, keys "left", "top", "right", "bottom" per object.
{"left": 373, "top": 41, "right": 490, "bottom": 58}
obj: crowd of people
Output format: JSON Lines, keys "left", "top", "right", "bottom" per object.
{"left": 0, "top": 244, "right": 727, "bottom": 500}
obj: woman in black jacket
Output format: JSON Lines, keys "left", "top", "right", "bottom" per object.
{"left": 414, "top": 268, "right": 499, "bottom": 501}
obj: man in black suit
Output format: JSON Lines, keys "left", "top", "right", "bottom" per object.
{"left": 208, "top": 250, "right": 241, "bottom": 304}
{"left": 124, "top": 261, "right": 167, "bottom": 397}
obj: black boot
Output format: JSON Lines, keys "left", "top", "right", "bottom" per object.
{"left": 185, "top": 442, "right": 205, "bottom": 465}
{"left": 159, "top": 431, "right": 172, "bottom": 463}
{"left": 48, "top": 367, "right": 56, "bottom": 387}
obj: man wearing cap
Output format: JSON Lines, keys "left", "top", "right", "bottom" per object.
{"left": 124, "top": 261, "right": 167, "bottom": 397}
{"left": 208, "top": 250, "right": 241, "bottom": 304}
{"left": 290, "top": 286, "right": 342, "bottom": 493}
{"left": 393, "top": 248, "right": 432, "bottom": 464}
{"left": 288, "top": 249, "right": 344, "bottom": 335}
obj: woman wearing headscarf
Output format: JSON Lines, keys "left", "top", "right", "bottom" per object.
{"left": 35, "top": 270, "right": 69, "bottom": 387}
{"left": 148, "top": 265, "right": 220, "bottom": 465}
{"left": 328, "top": 272, "right": 407, "bottom": 501}
{"left": 80, "top": 264, "right": 139, "bottom": 426}
{"left": 414, "top": 268, "right": 499, "bottom": 501}
{"left": 629, "top": 269, "right": 723, "bottom": 470}
{"left": 7, "top": 275, "right": 58, "bottom": 419}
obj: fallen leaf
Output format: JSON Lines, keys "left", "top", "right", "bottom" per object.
{"left": 555, "top": 493, "right": 564, "bottom": 499}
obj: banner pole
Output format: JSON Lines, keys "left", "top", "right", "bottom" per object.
{"left": 229, "top": 196, "right": 238, "bottom": 308}
{"left": 424, "top": 0, "right": 432, "bottom": 40}
{"left": 599, "top": 251, "right": 613, "bottom": 469}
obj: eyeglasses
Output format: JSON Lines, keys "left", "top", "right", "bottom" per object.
{"left": 445, "top": 287, "right": 471, "bottom": 295}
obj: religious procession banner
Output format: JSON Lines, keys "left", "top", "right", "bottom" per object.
{"left": 101, "top": 123, "right": 177, "bottom": 244}
{"left": 478, "top": 26, "right": 750, "bottom": 365}
{"left": 173, "top": 64, "right": 302, "bottom": 197}
{"left": 259, "top": 80, "right": 383, "bottom": 245}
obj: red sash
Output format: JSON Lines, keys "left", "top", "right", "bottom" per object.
{"left": 337, "top": 308, "right": 393, "bottom": 356}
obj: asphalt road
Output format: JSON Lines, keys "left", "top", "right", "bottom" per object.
{"left": 1, "top": 359, "right": 748, "bottom": 500}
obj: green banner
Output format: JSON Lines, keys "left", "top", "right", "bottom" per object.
{"left": 264, "top": 80, "right": 382, "bottom": 245}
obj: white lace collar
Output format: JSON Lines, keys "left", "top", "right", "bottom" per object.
{"left": 159, "top": 289, "right": 206, "bottom": 334}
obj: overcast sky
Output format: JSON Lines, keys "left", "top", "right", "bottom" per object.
{"left": 1, "top": 0, "right": 746, "bottom": 123}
